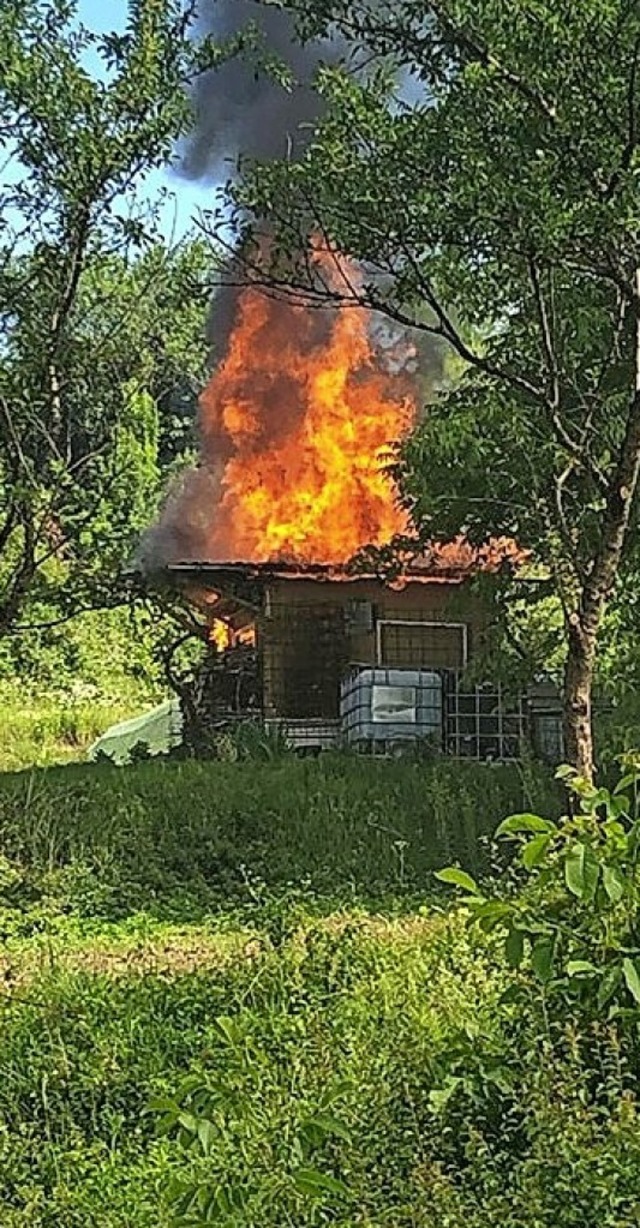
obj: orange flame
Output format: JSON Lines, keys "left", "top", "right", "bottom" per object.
{"left": 199, "top": 255, "right": 416, "bottom": 563}
{"left": 209, "top": 619, "right": 257, "bottom": 650}
{"left": 210, "top": 619, "right": 232, "bottom": 651}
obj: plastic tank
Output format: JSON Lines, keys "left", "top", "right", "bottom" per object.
{"left": 340, "top": 668, "right": 443, "bottom": 745}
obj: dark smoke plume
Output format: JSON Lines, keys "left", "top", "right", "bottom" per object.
{"left": 181, "top": 1, "right": 345, "bottom": 393}
{"left": 181, "top": 0, "right": 342, "bottom": 180}
{"left": 138, "top": 2, "right": 444, "bottom": 573}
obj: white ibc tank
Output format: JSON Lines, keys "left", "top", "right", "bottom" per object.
{"left": 340, "top": 668, "right": 443, "bottom": 745}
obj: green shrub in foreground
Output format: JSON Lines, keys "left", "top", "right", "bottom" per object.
{"left": 418, "top": 757, "right": 640, "bottom": 1228}
{"left": 0, "top": 908, "right": 493, "bottom": 1227}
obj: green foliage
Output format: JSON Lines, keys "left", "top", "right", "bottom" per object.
{"left": 0, "top": 754, "right": 524, "bottom": 1227}
{"left": 0, "top": 904, "right": 495, "bottom": 1227}
{"left": 2, "top": 754, "right": 640, "bottom": 1225}
{"left": 423, "top": 756, "right": 640, "bottom": 1226}
{"left": 233, "top": 0, "right": 640, "bottom": 561}
{"left": 0, "top": 757, "right": 556, "bottom": 920}
{"left": 0, "top": 1, "right": 217, "bottom": 636}
{"left": 226, "top": 718, "right": 294, "bottom": 761}
{"left": 0, "top": 604, "right": 163, "bottom": 693}
{"left": 439, "top": 756, "right": 640, "bottom": 1019}
{"left": 151, "top": 1023, "right": 354, "bottom": 1221}
{"left": 179, "top": 719, "right": 298, "bottom": 765}
{"left": 0, "top": 237, "right": 213, "bottom": 636}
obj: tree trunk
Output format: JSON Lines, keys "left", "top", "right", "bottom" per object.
{"left": 559, "top": 270, "right": 640, "bottom": 781}
{"left": 563, "top": 622, "right": 596, "bottom": 781}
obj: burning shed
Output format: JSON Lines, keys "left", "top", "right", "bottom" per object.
{"left": 144, "top": 246, "right": 561, "bottom": 761}
{"left": 165, "top": 548, "right": 537, "bottom": 759}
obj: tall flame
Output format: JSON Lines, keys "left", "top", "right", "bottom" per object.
{"left": 199, "top": 259, "right": 416, "bottom": 563}
{"left": 144, "top": 251, "right": 525, "bottom": 585}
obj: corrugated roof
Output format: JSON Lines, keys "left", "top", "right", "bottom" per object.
{"left": 166, "top": 560, "right": 466, "bottom": 587}
{"left": 166, "top": 541, "right": 523, "bottom": 589}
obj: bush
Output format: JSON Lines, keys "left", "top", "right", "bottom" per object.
{"left": 0, "top": 907, "right": 496, "bottom": 1227}
{"left": 407, "top": 757, "right": 640, "bottom": 1228}
{"left": 0, "top": 604, "right": 162, "bottom": 697}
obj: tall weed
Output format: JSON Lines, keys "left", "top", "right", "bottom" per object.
{"left": 0, "top": 757, "right": 560, "bottom": 920}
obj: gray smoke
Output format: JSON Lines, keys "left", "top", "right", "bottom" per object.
{"left": 138, "top": 464, "right": 223, "bottom": 575}
{"left": 181, "top": 0, "right": 343, "bottom": 180}
{"left": 137, "top": 2, "right": 444, "bottom": 573}
{"left": 182, "top": 2, "right": 343, "bottom": 378}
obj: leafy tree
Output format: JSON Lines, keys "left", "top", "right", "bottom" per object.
{"left": 0, "top": 239, "right": 212, "bottom": 636}
{"left": 217, "top": 0, "right": 640, "bottom": 778}
{"left": 0, "top": 0, "right": 219, "bottom": 637}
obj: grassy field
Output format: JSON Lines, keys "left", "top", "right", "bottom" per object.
{"left": 0, "top": 755, "right": 560, "bottom": 916}
{"left": 2, "top": 753, "right": 635, "bottom": 1226}
{"left": 0, "top": 688, "right": 156, "bottom": 774}
{"left": 0, "top": 753, "right": 563, "bottom": 1226}
{"left": 0, "top": 902, "right": 500, "bottom": 1227}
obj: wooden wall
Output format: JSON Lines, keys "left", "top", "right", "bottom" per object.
{"left": 259, "top": 577, "right": 488, "bottom": 720}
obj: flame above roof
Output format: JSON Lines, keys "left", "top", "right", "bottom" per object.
{"left": 166, "top": 537, "right": 524, "bottom": 591}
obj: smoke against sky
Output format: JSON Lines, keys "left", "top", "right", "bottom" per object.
{"left": 178, "top": 1, "right": 338, "bottom": 367}
{"left": 181, "top": 0, "right": 341, "bottom": 180}
{"left": 139, "top": 0, "right": 443, "bottom": 571}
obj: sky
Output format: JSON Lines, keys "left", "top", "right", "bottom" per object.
{"left": 76, "top": 0, "right": 213, "bottom": 241}
{"left": 10, "top": 1, "right": 424, "bottom": 246}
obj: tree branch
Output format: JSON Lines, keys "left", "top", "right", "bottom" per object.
{"left": 603, "top": 24, "right": 640, "bottom": 199}
{"left": 427, "top": 2, "right": 557, "bottom": 122}
{"left": 202, "top": 219, "right": 546, "bottom": 403}
{"left": 527, "top": 255, "right": 560, "bottom": 409}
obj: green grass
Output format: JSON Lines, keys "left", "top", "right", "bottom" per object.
{"left": 0, "top": 689, "right": 158, "bottom": 773}
{"left": 1, "top": 753, "right": 637, "bottom": 1226}
{"left": 0, "top": 907, "right": 498, "bottom": 1227}
{"left": 0, "top": 755, "right": 560, "bottom": 921}
{"left": 0, "top": 753, "right": 556, "bottom": 1224}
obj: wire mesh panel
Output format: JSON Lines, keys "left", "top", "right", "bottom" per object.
{"left": 444, "top": 677, "right": 527, "bottom": 760}
{"left": 264, "top": 718, "right": 343, "bottom": 752}
{"left": 262, "top": 603, "right": 349, "bottom": 720}
{"left": 378, "top": 621, "right": 466, "bottom": 669}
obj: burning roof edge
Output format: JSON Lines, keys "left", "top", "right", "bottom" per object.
{"left": 164, "top": 555, "right": 515, "bottom": 589}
